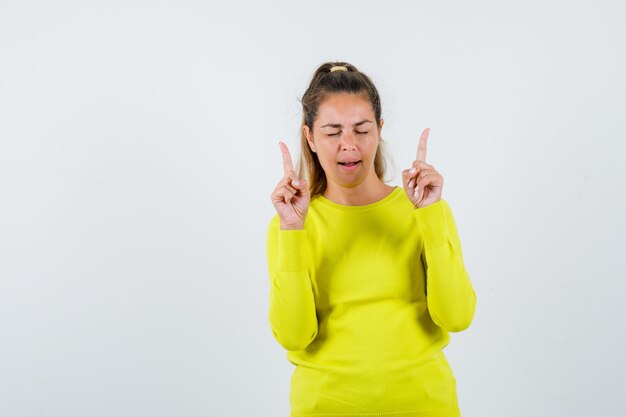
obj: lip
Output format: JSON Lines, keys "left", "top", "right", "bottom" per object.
{"left": 338, "top": 160, "right": 361, "bottom": 171}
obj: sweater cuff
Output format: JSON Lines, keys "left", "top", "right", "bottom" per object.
{"left": 277, "top": 230, "right": 308, "bottom": 272}
{"left": 413, "top": 199, "right": 449, "bottom": 249}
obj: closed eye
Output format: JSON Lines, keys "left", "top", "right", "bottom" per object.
{"left": 327, "top": 131, "right": 368, "bottom": 136}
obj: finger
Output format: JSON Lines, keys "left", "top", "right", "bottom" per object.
{"left": 279, "top": 141, "right": 295, "bottom": 176}
{"left": 415, "top": 177, "right": 430, "bottom": 205}
{"left": 271, "top": 187, "right": 288, "bottom": 205}
{"left": 272, "top": 180, "right": 296, "bottom": 203}
{"left": 282, "top": 187, "right": 295, "bottom": 204}
{"left": 415, "top": 175, "right": 438, "bottom": 203}
{"left": 402, "top": 168, "right": 417, "bottom": 191}
{"left": 416, "top": 174, "right": 432, "bottom": 189}
{"left": 415, "top": 168, "right": 434, "bottom": 182}
{"left": 416, "top": 128, "right": 430, "bottom": 162}
{"left": 412, "top": 160, "right": 433, "bottom": 170}
{"left": 275, "top": 177, "right": 309, "bottom": 204}
{"left": 284, "top": 183, "right": 297, "bottom": 196}
{"left": 405, "top": 165, "right": 420, "bottom": 180}
{"left": 293, "top": 178, "right": 309, "bottom": 197}
{"left": 280, "top": 174, "right": 300, "bottom": 191}
{"left": 414, "top": 174, "right": 435, "bottom": 204}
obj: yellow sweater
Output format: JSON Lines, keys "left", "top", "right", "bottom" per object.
{"left": 266, "top": 186, "right": 476, "bottom": 417}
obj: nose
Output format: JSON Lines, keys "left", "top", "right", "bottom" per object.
{"left": 340, "top": 132, "right": 356, "bottom": 151}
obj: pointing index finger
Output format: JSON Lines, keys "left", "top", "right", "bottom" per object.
{"left": 279, "top": 141, "right": 295, "bottom": 175}
{"left": 416, "top": 128, "right": 430, "bottom": 162}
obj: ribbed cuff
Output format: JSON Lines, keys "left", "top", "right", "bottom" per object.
{"left": 277, "top": 230, "right": 308, "bottom": 271}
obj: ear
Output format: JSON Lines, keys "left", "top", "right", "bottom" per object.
{"left": 303, "top": 125, "right": 316, "bottom": 153}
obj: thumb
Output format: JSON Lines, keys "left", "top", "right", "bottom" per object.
{"left": 293, "top": 178, "right": 309, "bottom": 195}
{"left": 401, "top": 168, "right": 414, "bottom": 189}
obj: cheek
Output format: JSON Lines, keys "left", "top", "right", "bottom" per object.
{"left": 364, "top": 140, "right": 379, "bottom": 156}
{"left": 316, "top": 150, "right": 334, "bottom": 167}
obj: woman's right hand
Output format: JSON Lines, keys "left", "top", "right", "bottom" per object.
{"left": 271, "top": 142, "right": 310, "bottom": 230}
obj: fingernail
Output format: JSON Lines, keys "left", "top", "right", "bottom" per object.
{"left": 414, "top": 186, "right": 420, "bottom": 198}
{"left": 409, "top": 168, "right": 416, "bottom": 174}
{"left": 408, "top": 179, "right": 414, "bottom": 188}
{"left": 292, "top": 180, "right": 300, "bottom": 187}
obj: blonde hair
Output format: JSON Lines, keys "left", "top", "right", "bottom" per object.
{"left": 296, "top": 61, "right": 390, "bottom": 197}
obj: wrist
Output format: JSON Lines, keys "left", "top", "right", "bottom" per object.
{"left": 280, "top": 221, "right": 304, "bottom": 230}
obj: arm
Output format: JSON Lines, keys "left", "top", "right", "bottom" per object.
{"left": 266, "top": 215, "right": 318, "bottom": 351}
{"left": 414, "top": 199, "right": 476, "bottom": 332}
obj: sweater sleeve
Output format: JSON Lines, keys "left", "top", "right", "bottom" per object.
{"left": 266, "top": 215, "right": 318, "bottom": 351}
{"left": 413, "top": 199, "right": 476, "bottom": 332}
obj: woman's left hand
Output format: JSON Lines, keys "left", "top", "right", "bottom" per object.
{"left": 401, "top": 128, "right": 444, "bottom": 208}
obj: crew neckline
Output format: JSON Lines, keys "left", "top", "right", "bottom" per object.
{"left": 314, "top": 186, "right": 402, "bottom": 211}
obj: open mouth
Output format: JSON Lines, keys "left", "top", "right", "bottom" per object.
{"left": 338, "top": 161, "right": 361, "bottom": 167}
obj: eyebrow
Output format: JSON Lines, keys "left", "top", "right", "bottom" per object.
{"left": 320, "top": 120, "right": 374, "bottom": 128}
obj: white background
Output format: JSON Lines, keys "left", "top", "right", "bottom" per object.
{"left": 1, "top": 1, "right": 625, "bottom": 416}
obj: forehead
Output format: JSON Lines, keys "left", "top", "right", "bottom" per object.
{"left": 315, "top": 93, "right": 374, "bottom": 125}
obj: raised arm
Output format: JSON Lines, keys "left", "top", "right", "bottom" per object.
{"left": 402, "top": 129, "right": 476, "bottom": 332}
{"left": 414, "top": 199, "right": 476, "bottom": 332}
{"left": 266, "top": 215, "right": 318, "bottom": 350}
{"left": 267, "top": 142, "right": 317, "bottom": 351}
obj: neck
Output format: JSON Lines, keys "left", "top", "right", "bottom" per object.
{"left": 322, "top": 175, "right": 394, "bottom": 206}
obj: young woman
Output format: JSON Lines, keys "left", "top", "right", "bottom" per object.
{"left": 267, "top": 61, "right": 476, "bottom": 417}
